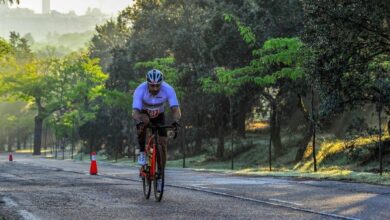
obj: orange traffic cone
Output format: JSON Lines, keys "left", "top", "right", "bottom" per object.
{"left": 8, "top": 152, "right": 13, "bottom": 162}
{"left": 90, "top": 152, "right": 98, "bottom": 175}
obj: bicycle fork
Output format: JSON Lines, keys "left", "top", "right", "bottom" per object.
{"left": 140, "top": 136, "right": 157, "bottom": 180}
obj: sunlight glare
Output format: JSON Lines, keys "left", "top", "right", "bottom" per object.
{"left": 10, "top": 0, "right": 132, "bottom": 15}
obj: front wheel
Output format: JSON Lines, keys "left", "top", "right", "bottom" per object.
{"left": 153, "top": 144, "right": 165, "bottom": 202}
{"left": 142, "top": 168, "right": 151, "bottom": 199}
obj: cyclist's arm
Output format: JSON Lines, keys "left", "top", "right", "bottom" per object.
{"left": 132, "top": 109, "right": 143, "bottom": 123}
{"left": 171, "top": 106, "right": 181, "bottom": 122}
{"left": 166, "top": 84, "right": 181, "bottom": 122}
{"left": 132, "top": 85, "right": 144, "bottom": 123}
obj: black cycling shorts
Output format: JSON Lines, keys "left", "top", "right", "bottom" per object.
{"left": 141, "top": 110, "right": 167, "bottom": 137}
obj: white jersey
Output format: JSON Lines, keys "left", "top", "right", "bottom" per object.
{"left": 132, "top": 82, "right": 179, "bottom": 118}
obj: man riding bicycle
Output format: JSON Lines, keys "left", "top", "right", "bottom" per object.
{"left": 132, "top": 69, "right": 181, "bottom": 166}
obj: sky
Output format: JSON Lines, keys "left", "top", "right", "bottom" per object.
{"left": 10, "top": 0, "right": 133, "bottom": 16}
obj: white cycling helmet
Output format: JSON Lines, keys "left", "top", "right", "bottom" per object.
{"left": 146, "top": 69, "right": 163, "bottom": 84}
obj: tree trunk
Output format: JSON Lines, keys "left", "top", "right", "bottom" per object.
{"left": 295, "top": 124, "right": 312, "bottom": 162}
{"left": 33, "top": 115, "right": 43, "bottom": 155}
{"left": 236, "top": 104, "right": 246, "bottom": 138}
{"left": 23, "top": 137, "right": 27, "bottom": 149}
{"left": 294, "top": 94, "right": 312, "bottom": 162}
{"left": 16, "top": 135, "right": 21, "bottom": 150}
{"left": 0, "top": 137, "right": 4, "bottom": 152}
{"left": 216, "top": 126, "right": 225, "bottom": 158}
{"left": 193, "top": 111, "right": 204, "bottom": 154}
{"left": 388, "top": 119, "right": 390, "bottom": 136}
{"left": 261, "top": 92, "right": 283, "bottom": 157}
{"left": 271, "top": 105, "right": 283, "bottom": 156}
{"left": 7, "top": 135, "right": 13, "bottom": 152}
{"left": 192, "top": 109, "right": 203, "bottom": 155}
{"left": 194, "top": 128, "right": 203, "bottom": 154}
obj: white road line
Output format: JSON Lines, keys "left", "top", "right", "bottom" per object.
{"left": 18, "top": 210, "right": 39, "bottom": 220}
{"left": 269, "top": 198, "right": 303, "bottom": 206}
{"left": 168, "top": 184, "right": 361, "bottom": 220}
{"left": 192, "top": 185, "right": 232, "bottom": 191}
{"left": 2, "top": 197, "right": 18, "bottom": 207}
{"left": 2, "top": 197, "right": 40, "bottom": 220}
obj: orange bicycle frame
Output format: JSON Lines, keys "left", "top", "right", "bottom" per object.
{"left": 140, "top": 133, "right": 157, "bottom": 180}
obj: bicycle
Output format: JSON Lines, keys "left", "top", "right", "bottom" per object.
{"left": 139, "top": 124, "right": 177, "bottom": 202}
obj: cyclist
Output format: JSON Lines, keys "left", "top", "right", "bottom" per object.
{"left": 132, "top": 69, "right": 181, "bottom": 167}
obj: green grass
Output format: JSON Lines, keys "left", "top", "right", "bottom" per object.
{"left": 27, "top": 132, "right": 389, "bottom": 186}
{"left": 166, "top": 133, "right": 390, "bottom": 186}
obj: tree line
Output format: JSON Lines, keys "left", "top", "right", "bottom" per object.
{"left": 0, "top": 0, "right": 389, "bottom": 165}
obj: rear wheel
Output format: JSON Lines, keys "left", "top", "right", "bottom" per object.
{"left": 153, "top": 144, "right": 165, "bottom": 202}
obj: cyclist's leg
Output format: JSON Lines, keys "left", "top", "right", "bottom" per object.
{"left": 158, "top": 114, "right": 167, "bottom": 168}
{"left": 150, "top": 113, "right": 167, "bottom": 168}
{"left": 137, "top": 113, "right": 150, "bottom": 153}
{"left": 158, "top": 136, "right": 167, "bottom": 168}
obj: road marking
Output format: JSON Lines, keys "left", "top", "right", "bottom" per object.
{"left": 168, "top": 184, "right": 361, "bottom": 220}
{"left": 2, "top": 197, "right": 17, "bottom": 207}
{"left": 39, "top": 169, "right": 360, "bottom": 220}
{"left": 5, "top": 161, "right": 362, "bottom": 220}
{"left": 18, "top": 210, "right": 39, "bottom": 220}
{"left": 2, "top": 197, "right": 40, "bottom": 220}
{"left": 269, "top": 198, "right": 303, "bottom": 206}
{"left": 191, "top": 184, "right": 233, "bottom": 191}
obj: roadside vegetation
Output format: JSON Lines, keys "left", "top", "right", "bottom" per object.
{"left": 166, "top": 129, "right": 390, "bottom": 185}
{"left": 2, "top": 0, "right": 390, "bottom": 184}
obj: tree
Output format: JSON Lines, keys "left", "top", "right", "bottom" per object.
{"left": 89, "top": 17, "right": 130, "bottom": 72}
{"left": 0, "top": 38, "right": 12, "bottom": 57}
{"left": 9, "top": 32, "right": 33, "bottom": 63}
{"left": 0, "top": 50, "right": 107, "bottom": 155}
{"left": 89, "top": 0, "right": 304, "bottom": 159}
{"left": 203, "top": 37, "right": 306, "bottom": 157}
{"left": 302, "top": 0, "right": 390, "bottom": 117}
{"left": 0, "top": 58, "right": 55, "bottom": 154}
{"left": 0, "top": 102, "right": 34, "bottom": 152}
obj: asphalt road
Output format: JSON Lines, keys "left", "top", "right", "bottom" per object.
{"left": 0, "top": 153, "right": 389, "bottom": 220}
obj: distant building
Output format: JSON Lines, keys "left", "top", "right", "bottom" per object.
{"left": 42, "top": 0, "right": 50, "bottom": 14}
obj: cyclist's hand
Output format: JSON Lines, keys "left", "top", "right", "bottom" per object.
{"left": 171, "top": 121, "right": 181, "bottom": 129}
{"left": 171, "top": 121, "right": 180, "bottom": 139}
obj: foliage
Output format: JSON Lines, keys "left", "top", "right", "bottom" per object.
{"left": 0, "top": 37, "right": 12, "bottom": 57}
{"left": 223, "top": 13, "right": 257, "bottom": 47}
{"left": 202, "top": 38, "right": 305, "bottom": 96}
{"left": 0, "top": 102, "right": 34, "bottom": 151}
{"left": 48, "top": 53, "right": 108, "bottom": 138}
{"left": 134, "top": 57, "right": 184, "bottom": 98}
{"left": 87, "top": 0, "right": 305, "bottom": 158}
{"left": 0, "top": 33, "right": 108, "bottom": 153}
{"left": 302, "top": 0, "right": 390, "bottom": 116}
{"left": 89, "top": 19, "right": 130, "bottom": 71}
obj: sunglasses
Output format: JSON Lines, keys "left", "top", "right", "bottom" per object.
{"left": 148, "top": 84, "right": 161, "bottom": 88}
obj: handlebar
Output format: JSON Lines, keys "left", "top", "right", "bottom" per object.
{"left": 146, "top": 124, "right": 179, "bottom": 139}
{"left": 146, "top": 124, "right": 176, "bottom": 129}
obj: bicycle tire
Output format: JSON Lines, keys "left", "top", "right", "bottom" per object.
{"left": 142, "top": 172, "right": 152, "bottom": 199}
{"left": 153, "top": 144, "right": 165, "bottom": 202}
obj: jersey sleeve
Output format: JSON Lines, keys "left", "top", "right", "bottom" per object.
{"left": 167, "top": 86, "right": 179, "bottom": 108}
{"left": 132, "top": 86, "right": 143, "bottom": 111}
